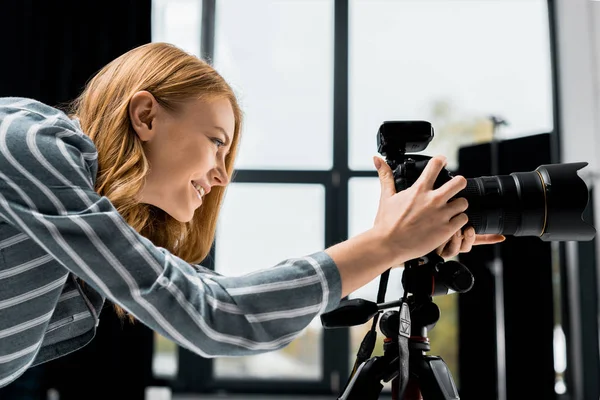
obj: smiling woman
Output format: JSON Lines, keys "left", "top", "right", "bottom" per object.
{"left": 0, "top": 41, "right": 501, "bottom": 390}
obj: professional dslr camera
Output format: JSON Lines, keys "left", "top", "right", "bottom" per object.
{"left": 378, "top": 120, "right": 595, "bottom": 241}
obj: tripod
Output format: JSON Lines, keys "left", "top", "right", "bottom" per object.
{"left": 321, "top": 251, "right": 473, "bottom": 399}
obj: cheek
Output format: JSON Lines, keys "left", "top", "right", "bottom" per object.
{"left": 185, "top": 144, "right": 215, "bottom": 172}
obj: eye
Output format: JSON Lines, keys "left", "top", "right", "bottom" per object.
{"left": 211, "top": 137, "right": 225, "bottom": 148}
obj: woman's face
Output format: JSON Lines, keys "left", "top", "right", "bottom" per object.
{"left": 129, "top": 91, "right": 235, "bottom": 222}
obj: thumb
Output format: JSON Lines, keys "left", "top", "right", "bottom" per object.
{"left": 374, "top": 156, "right": 396, "bottom": 198}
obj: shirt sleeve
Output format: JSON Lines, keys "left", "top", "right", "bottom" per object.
{"left": 0, "top": 98, "right": 342, "bottom": 357}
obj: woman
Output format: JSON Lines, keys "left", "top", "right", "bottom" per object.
{"left": 0, "top": 42, "right": 503, "bottom": 388}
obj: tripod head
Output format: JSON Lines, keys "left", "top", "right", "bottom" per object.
{"left": 320, "top": 250, "right": 473, "bottom": 399}
{"left": 321, "top": 252, "right": 473, "bottom": 329}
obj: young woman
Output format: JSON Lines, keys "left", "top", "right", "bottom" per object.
{"left": 0, "top": 42, "right": 503, "bottom": 388}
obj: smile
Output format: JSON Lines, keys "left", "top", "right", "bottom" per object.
{"left": 191, "top": 181, "right": 205, "bottom": 198}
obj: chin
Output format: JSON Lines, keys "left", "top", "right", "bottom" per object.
{"left": 153, "top": 204, "right": 195, "bottom": 223}
{"left": 170, "top": 211, "right": 194, "bottom": 223}
{"left": 140, "top": 195, "right": 196, "bottom": 223}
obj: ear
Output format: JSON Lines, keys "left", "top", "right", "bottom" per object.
{"left": 129, "top": 91, "right": 157, "bottom": 142}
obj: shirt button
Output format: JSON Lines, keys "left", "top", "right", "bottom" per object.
{"left": 158, "top": 276, "right": 169, "bottom": 287}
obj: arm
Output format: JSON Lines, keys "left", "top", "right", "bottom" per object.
{"left": 0, "top": 99, "right": 341, "bottom": 357}
{"left": 325, "top": 229, "right": 393, "bottom": 298}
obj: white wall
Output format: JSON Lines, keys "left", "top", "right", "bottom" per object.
{"left": 554, "top": 1, "right": 600, "bottom": 399}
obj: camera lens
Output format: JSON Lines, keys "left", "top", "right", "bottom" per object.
{"left": 456, "top": 162, "right": 595, "bottom": 241}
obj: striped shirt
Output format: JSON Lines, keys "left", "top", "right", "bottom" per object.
{"left": 0, "top": 97, "right": 342, "bottom": 388}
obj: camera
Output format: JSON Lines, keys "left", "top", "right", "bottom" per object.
{"left": 377, "top": 120, "right": 596, "bottom": 242}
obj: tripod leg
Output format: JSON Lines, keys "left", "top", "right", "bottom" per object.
{"left": 414, "top": 356, "right": 459, "bottom": 400}
{"left": 403, "top": 378, "right": 423, "bottom": 400}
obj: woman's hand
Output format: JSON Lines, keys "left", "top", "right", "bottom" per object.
{"left": 372, "top": 154, "right": 496, "bottom": 266}
{"left": 325, "top": 154, "right": 505, "bottom": 298}
{"left": 436, "top": 226, "right": 505, "bottom": 258}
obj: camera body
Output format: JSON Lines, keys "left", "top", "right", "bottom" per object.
{"left": 377, "top": 120, "right": 454, "bottom": 194}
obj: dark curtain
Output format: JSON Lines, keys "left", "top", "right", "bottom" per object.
{"left": 0, "top": 1, "right": 155, "bottom": 399}
{"left": 0, "top": 0, "right": 151, "bottom": 105}
{"left": 457, "top": 134, "right": 556, "bottom": 400}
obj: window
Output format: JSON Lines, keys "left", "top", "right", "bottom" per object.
{"left": 349, "top": 0, "right": 553, "bottom": 171}
{"left": 153, "top": 333, "right": 178, "bottom": 379}
{"left": 151, "top": 0, "right": 202, "bottom": 57}
{"left": 213, "top": 0, "right": 334, "bottom": 170}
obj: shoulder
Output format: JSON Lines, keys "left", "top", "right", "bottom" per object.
{"left": 0, "top": 97, "right": 94, "bottom": 148}
{"left": 0, "top": 97, "right": 74, "bottom": 128}
{"left": 0, "top": 97, "right": 98, "bottom": 186}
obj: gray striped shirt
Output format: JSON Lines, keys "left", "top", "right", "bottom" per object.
{"left": 0, "top": 97, "right": 342, "bottom": 388}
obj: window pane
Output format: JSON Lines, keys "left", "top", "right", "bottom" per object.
{"left": 151, "top": 0, "right": 202, "bottom": 57}
{"left": 348, "top": 178, "right": 404, "bottom": 302}
{"left": 349, "top": 0, "right": 553, "bottom": 171}
{"left": 347, "top": 177, "right": 460, "bottom": 387}
{"left": 214, "top": 0, "right": 334, "bottom": 170}
{"left": 152, "top": 332, "right": 178, "bottom": 379}
{"left": 347, "top": 177, "right": 399, "bottom": 393}
{"left": 214, "top": 183, "right": 325, "bottom": 380}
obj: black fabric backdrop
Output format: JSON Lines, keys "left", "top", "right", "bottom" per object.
{"left": 0, "top": 1, "right": 154, "bottom": 399}
{"left": 0, "top": 0, "right": 151, "bottom": 106}
{"left": 457, "top": 134, "right": 556, "bottom": 400}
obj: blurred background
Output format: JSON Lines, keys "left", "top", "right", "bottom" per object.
{"left": 0, "top": 0, "right": 599, "bottom": 399}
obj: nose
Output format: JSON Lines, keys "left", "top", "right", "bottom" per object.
{"left": 210, "top": 159, "right": 230, "bottom": 187}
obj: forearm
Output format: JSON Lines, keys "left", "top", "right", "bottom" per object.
{"left": 325, "top": 228, "right": 398, "bottom": 298}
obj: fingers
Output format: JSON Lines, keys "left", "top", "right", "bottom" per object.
{"left": 439, "top": 229, "right": 505, "bottom": 259}
{"left": 374, "top": 156, "right": 396, "bottom": 199}
{"left": 414, "top": 155, "right": 447, "bottom": 190}
{"left": 474, "top": 234, "right": 506, "bottom": 245}
{"left": 459, "top": 227, "right": 476, "bottom": 253}
{"left": 436, "top": 175, "right": 468, "bottom": 203}
{"left": 440, "top": 231, "right": 462, "bottom": 257}
{"left": 449, "top": 212, "right": 469, "bottom": 232}
{"left": 412, "top": 155, "right": 467, "bottom": 202}
{"left": 445, "top": 197, "right": 468, "bottom": 219}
